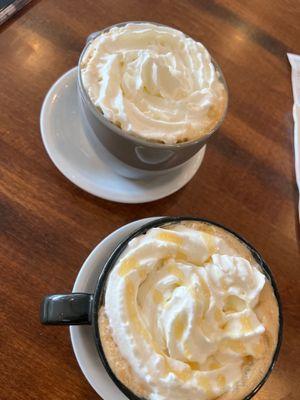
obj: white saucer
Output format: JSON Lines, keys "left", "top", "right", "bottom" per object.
{"left": 40, "top": 68, "right": 206, "bottom": 203}
{"left": 70, "top": 217, "right": 158, "bottom": 399}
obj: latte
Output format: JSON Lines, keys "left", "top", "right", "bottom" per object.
{"left": 80, "top": 23, "right": 227, "bottom": 145}
{"left": 99, "top": 221, "right": 279, "bottom": 400}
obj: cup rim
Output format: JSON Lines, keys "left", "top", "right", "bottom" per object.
{"left": 92, "top": 216, "right": 283, "bottom": 400}
{"left": 77, "top": 21, "right": 229, "bottom": 149}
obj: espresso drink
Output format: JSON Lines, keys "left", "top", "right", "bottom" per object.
{"left": 99, "top": 221, "right": 279, "bottom": 400}
{"left": 80, "top": 23, "right": 227, "bottom": 145}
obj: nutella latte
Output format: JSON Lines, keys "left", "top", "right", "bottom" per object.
{"left": 80, "top": 23, "right": 227, "bottom": 144}
{"left": 99, "top": 221, "right": 279, "bottom": 400}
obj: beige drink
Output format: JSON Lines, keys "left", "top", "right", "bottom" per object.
{"left": 99, "top": 221, "right": 279, "bottom": 400}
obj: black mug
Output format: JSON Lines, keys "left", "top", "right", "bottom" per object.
{"left": 41, "top": 217, "right": 283, "bottom": 400}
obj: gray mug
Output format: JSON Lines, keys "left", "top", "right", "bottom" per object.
{"left": 77, "top": 22, "right": 228, "bottom": 179}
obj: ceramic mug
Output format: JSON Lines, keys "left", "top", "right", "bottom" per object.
{"left": 77, "top": 22, "right": 228, "bottom": 179}
{"left": 41, "top": 216, "right": 282, "bottom": 400}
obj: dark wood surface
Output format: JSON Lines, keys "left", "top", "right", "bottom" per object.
{"left": 1, "top": 1, "right": 299, "bottom": 399}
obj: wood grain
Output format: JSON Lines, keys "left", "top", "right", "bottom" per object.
{"left": 0, "top": 1, "right": 299, "bottom": 399}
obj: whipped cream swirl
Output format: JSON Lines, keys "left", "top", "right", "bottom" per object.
{"left": 104, "top": 224, "right": 266, "bottom": 400}
{"left": 80, "top": 23, "right": 227, "bottom": 144}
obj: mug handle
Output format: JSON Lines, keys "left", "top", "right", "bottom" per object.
{"left": 40, "top": 293, "right": 93, "bottom": 325}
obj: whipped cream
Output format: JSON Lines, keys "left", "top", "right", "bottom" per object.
{"left": 80, "top": 23, "right": 227, "bottom": 144}
{"left": 104, "top": 223, "right": 266, "bottom": 400}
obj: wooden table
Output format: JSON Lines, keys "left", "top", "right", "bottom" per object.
{"left": 1, "top": 1, "right": 299, "bottom": 399}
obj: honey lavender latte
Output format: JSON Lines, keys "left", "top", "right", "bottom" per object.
{"left": 99, "top": 221, "right": 279, "bottom": 400}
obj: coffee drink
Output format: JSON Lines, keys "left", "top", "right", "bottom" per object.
{"left": 99, "top": 221, "right": 279, "bottom": 400}
{"left": 80, "top": 23, "right": 227, "bottom": 145}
